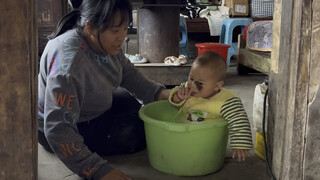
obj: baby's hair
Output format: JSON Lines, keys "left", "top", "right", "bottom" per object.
{"left": 194, "top": 51, "right": 227, "bottom": 81}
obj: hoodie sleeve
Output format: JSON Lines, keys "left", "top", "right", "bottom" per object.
{"left": 43, "top": 75, "right": 112, "bottom": 180}
{"left": 119, "top": 53, "right": 166, "bottom": 104}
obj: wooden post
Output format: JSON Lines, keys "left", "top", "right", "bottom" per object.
{"left": 138, "top": 6, "right": 180, "bottom": 63}
{"left": 269, "top": 0, "right": 319, "bottom": 179}
{"left": 0, "top": 0, "right": 38, "bottom": 179}
{"left": 304, "top": 0, "right": 320, "bottom": 178}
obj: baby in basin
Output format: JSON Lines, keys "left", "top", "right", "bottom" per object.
{"left": 169, "top": 51, "right": 253, "bottom": 161}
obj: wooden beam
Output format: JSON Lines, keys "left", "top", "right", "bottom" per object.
{"left": 304, "top": 0, "right": 320, "bottom": 179}
{"left": 269, "top": 0, "right": 313, "bottom": 179}
{"left": 0, "top": 0, "right": 38, "bottom": 179}
{"left": 237, "top": 49, "right": 270, "bottom": 75}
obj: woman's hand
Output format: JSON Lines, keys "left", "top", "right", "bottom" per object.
{"left": 232, "top": 149, "right": 251, "bottom": 162}
{"left": 100, "top": 169, "right": 132, "bottom": 180}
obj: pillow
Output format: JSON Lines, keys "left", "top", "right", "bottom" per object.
{"left": 246, "top": 21, "right": 273, "bottom": 52}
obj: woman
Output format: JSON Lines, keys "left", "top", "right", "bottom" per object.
{"left": 38, "top": 0, "right": 170, "bottom": 179}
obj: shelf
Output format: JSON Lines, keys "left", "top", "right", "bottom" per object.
{"left": 134, "top": 63, "right": 192, "bottom": 67}
{"left": 185, "top": 18, "right": 210, "bottom": 33}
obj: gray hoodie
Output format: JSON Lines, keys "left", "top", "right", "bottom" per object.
{"left": 38, "top": 29, "right": 164, "bottom": 179}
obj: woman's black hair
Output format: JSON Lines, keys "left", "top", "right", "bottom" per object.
{"left": 48, "top": 0, "right": 132, "bottom": 40}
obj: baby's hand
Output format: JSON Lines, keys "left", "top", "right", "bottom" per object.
{"left": 232, "top": 149, "right": 251, "bottom": 162}
{"left": 173, "top": 87, "right": 191, "bottom": 103}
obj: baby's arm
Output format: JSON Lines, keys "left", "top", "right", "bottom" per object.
{"left": 171, "top": 86, "right": 191, "bottom": 103}
{"left": 221, "top": 97, "right": 253, "bottom": 161}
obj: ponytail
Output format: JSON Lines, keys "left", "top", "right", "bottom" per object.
{"left": 47, "top": 0, "right": 133, "bottom": 40}
{"left": 48, "top": 10, "right": 80, "bottom": 40}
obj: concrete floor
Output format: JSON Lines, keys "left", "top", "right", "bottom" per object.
{"left": 38, "top": 61, "right": 270, "bottom": 179}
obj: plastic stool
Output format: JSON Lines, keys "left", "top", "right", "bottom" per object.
{"left": 219, "top": 18, "right": 253, "bottom": 66}
{"left": 179, "top": 16, "right": 189, "bottom": 58}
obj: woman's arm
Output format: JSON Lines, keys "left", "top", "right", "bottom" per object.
{"left": 158, "top": 89, "right": 171, "bottom": 100}
{"left": 120, "top": 53, "right": 167, "bottom": 104}
{"left": 43, "top": 75, "right": 112, "bottom": 180}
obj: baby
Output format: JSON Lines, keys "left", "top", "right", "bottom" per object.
{"left": 169, "top": 51, "right": 253, "bottom": 161}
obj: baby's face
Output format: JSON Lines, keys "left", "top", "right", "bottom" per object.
{"left": 187, "top": 63, "right": 222, "bottom": 98}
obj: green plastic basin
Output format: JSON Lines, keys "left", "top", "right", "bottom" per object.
{"left": 139, "top": 100, "right": 229, "bottom": 176}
